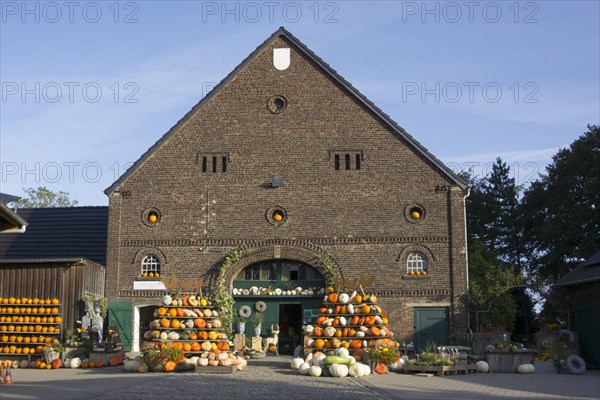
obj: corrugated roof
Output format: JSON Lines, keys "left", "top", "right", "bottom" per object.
{"left": 105, "top": 27, "right": 468, "bottom": 196}
{"left": 0, "top": 207, "right": 108, "bottom": 265}
{"left": 555, "top": 251, "right": 600, "bottom": 287}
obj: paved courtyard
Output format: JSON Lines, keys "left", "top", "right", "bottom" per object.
{"left": 1, "top": 357, "right": 599, "bottom": 400}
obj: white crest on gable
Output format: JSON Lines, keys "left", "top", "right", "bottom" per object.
{"left": 273, "top": 48, "right": 290, "bottom": 70}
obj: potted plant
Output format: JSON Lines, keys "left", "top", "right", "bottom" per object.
{"left": 253, "top": 313, "right": 263, "bottom": 337}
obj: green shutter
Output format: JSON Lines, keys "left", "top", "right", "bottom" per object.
{"left": 108, "top": 300, "right": 133, "bottom": 352}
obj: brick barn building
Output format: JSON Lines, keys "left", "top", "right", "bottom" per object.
{"left": 105, "top": 28, "right": 470, "bottom": 352}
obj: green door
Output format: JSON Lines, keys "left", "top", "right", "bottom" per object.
{"left": 576, "top": 300, "right": 600, "bottom": 369}
{"left": 414, "top": 307, "right": 449, "bottom": 352}
{"left": 108, "top": 300, "right": 133, "bottom": 352}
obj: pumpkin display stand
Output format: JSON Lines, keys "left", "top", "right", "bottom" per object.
{"left": 89, "top": 349, "right": 126, "bottom": 365}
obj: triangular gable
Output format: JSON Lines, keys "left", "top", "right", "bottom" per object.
{"left": 105, "top": 27, "right": 468, "bottom": 195}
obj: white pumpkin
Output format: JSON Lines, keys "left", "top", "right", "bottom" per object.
{"left": 517, "top": 364, "right": 535, "bottom": 374}
{"left": 334, "top": 348, "right": 350, "bottom": 358}
{"left": 339, "top": 317, "right": 347, "bottom": 326}
{"left": 69, "top": 357, "right": 82, "bottom": 369}
{"left": 198, "top": 357, "right": 209, "bottom": 366}
{"left": 203, "top": 309, "right": 212, "bottom": 317}
{"left": 347, "top": 304, "right": 354, "bottom": 314}
{"left": 185, "top": 319, "right": 195, "bottom": 329}
{"left": 305, "top": 353, "right": 313, "bottom": 364}
{"left": 18, "top": 360, "right": 28, "bottom": 369}
{"left": 123, "top": 360, "right": 140, "bottom": 372}
{"left": 186, "top": 357, "right": 199, "bottom": 365}
{"left": 324, "top": 326, "right": 336, "bottom": 337}
{"left": 328, "top": 363, "right": 349, "bottom": 378}
{"left": 312, "top": 353, "right": 327, "bottom": 367}
{"left": 305, "top": 325, "right": 314, "bottom": 335}
{"left": 309, "top": 365, "right": 322, "bottom": 377}
{"left": 356, "top": 331, "right": 365, "bottom": 338}
{"left": 213, "top": 319, "right": 222, "bottom": 328}
{"left": 306, "top": 338, "right": 314, "bottom": 348}
{"left": 298, "top": 362, "right": 311, "bottom": 375}
{"left": 167, "top": 331, "right": 179, "bottom": 340}
{"left": 388, "top": 358, "right": 405, "bottom": 372}
{"left": 160, "top": 332, "right": 168, "bottom": 340}
{"left": 476, "top": 360, "right": 490, "bottom": 373}
{"left": 349, "top": 362, "right": 371, "bottom": 377}
{"left": 291, "top": 357, "right": 304, "bottom": 370}
{"left": 338, "top": 293, "right": 349, "bottom": 304}
{"left": 162, "top": 295, "right": 172, "bottom": 305}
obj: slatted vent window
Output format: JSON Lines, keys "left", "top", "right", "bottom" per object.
{"left": 199, "top": 153, "right": 229, "bottom": 174}
{"left": 331, "top": 150, "right": 363, "bottom": 171}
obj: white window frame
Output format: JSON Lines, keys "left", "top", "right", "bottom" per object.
{"left": 141, "top": 255, "right": 160, "bottom": 275}
{"left": 407, "top": 252, "right": 428, "bottom": 274}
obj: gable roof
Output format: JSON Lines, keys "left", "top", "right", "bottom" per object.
{"left": 555, "top": 251, "right": 600, "bottom": 287}
{"left": 0, "top": 207, "right": 108, "bottom": 265}
{"left": 0, "top": 201, "right": 28, "bottom": 233}
{"left": 0, "top": 193, "right": 21, "bottom": 204}
{"left": 105, "top": 27, "right": 468, "bottom": 195}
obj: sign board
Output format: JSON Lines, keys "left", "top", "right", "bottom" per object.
{"left": 134, "top": 280, "right": 166, "bottom": 290}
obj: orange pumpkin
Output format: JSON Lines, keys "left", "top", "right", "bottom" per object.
{"left": 348, "top": 328, "right": 357, "bottom": 337}
{"left": 163, "top": 361, "right": 177, "bottom": 372}
{"left": 342, "top": 327, "right": 349, "bottom": 337}
{"left": 188, "top": 333, "right": 198, "bottom": 341}
{"left": 319, "top": 307, "right": 328, "bottom": 314}
{"left": 328, "top": 293, "right": 338, "bottom": 303}
{"left": 363, "top": 305, "right": 371, "bottom": 314}
{"left": 191, "top": 342, "right": 201, "bottom": 352}
{"left": 351, "top": 316, "right": 360, "bottom": 326}
{"left": 334, "top": 329, "right": 342, "bottom": 337}
{"left": 313, "top": 326, "right": 323, "bottom": 337}
{"left": 183, "top": 343, "right": 192, "bottom": 352}
{"left": 364, "top": 316, "right": 376, "bottom": 326}
{"left": 170, "top": 319, "right": 181, "bottom": 329}
{"left": 217, "top": 341, "right": 229, "bottom": 351}
{"left": 354, "top": 295, "right": 363, "bottom": 304}
{"left": 168, "top": 308, "right": 177, "bottom": 317}
{"left": 176, "top": 308, "right": 185, "bottom": 317}
{"left": 157, "top": 307, "right": 167, "bottom": 316}
{"left": 160, "top": 318, "right": 170, "bottom": 328}
{"left": 334, "top": 305, "right": 341, "bottom": 314}
{"left": 370, "top": 326, "right": 381, "bottom": 336}
{"left": 194, "top": 318, "right": 206, "bottom": 329}
{"left": 314, "top": 339, "right": 325, "bottom": 349}
{"left": 374, "top": 363, "right": 387, "bottom": 374}
{"left": 198, "top": 331, "right": 208, "bottom": 340}
{"left": 173, "top": 341, "right": 183, "bottom": 351}
{"left": 351, "top": 340, "right": 362, "bottom": 349}
{"left": 315, "top": 316, "right": 327, "bottom": 326}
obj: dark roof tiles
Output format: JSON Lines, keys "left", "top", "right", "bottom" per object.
{"left": 0, "top": 207, "right": 108, "bottom": 265}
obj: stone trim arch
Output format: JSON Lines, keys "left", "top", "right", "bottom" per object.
{"left": 397, "top": 244, "right": 436, "bottom": 265}
{"left": 132, "top": 247, "right": 168, "bottom": 273}
{"left": 223, "top": 242, "right": 342, "bottom": 289}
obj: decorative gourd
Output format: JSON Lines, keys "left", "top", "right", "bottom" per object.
{"left": 305, "top": 352, "right": 313, "bottom": 364}
{"left": 291, "top": 357, "right": 304, "bottom": 369}
{"left": 324, "top": 326, "right": 336, "bottom": 337}
{"left": 338, "top": 293, "right": 349, "bottom": 304}
{"left": 163, "top": 361, "right": 177, "bottom": 372}
{"left": 339, "top": 317, "right": 347, "bottom": 326}
{"left": 312, "top": 353, "right": 327, "bottom": 367}
{"left": 95, "top": 359, "right": 104, "bottom": 368}
{"left": 201, "top": 341, "right": 212, "bottom": 351}
{"left": 203, "top": 309, "right": 212, "bottom": 318}
{"left": 328, "top": 363, "right": 349, "bottom": 377}
{"left": 374, "top": 363, "right": 388, "bottom": 374}
{"left": 298, "top": 362, "right": 311, "bottom": 375}
{"left": 69, "top": 357, "right": 82, "bottom": 369}
{"left": 167, "top": 331, "right": 180, "bottom": 340}
{"left": 476, "top": 360, "right": 489, "bottom": 373}
{"left": 185, "top": 319, "right": 194, "bottom": 329}
{"left": 517, "top": 364, "right": 535, "bottom": 374}
{"left": 19, "top": 360, "right": 29, "bottom": 369}
{"left": 349, "top": 362, "right": 369, "bottom": 377}
{"left": 308, "top": 365, "right": 322, "bottom": 377}
{"left": 198, "top": 357, "right": 209, "bottom": 366}
{"left": 162, "top": 295, "right": 172, "bottom": 306}
{"left": 219, "top": 358, "right": 232, "bottom": 366}
{"left": 347, "top": 304, "right": 355, "bottom": 314}
{"left": 334, "top": 348, "right": 350, "bottom": 358}
{"left": 213, "top": 319, "right": 222, "bottom": 328}
{"left": 236, "top": 357, "right": 248, "bottom": 371}
{"left": 322, "top": 356, "right": 353, "bottom": 365}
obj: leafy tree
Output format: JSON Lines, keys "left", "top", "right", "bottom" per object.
{"left": 16, "top": 187, "right": 79, "bottom": 208}
{"left": 468, "top": 241, "right": 522, "bottom": 332}
{"left": 519, "top": 125, "right": 600, "bottom": 285}
{"left": 518, "top": 125, "right": 600, "bottom": 324}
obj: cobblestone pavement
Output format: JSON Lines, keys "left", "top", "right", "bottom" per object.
{"left": 2, "top": 357, "right": 599, "bottom": 400}
{"left": 1, "top": 357, "right": 377, "bottom": 400}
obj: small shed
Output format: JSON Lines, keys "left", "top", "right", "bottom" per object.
{"left": 555, "top": 251, "right": 600, "bottom": 369}
{"left": 0, "top": 207, "right": 108, "bottom": 331}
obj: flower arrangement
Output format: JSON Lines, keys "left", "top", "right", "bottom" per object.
{"left": 141, "top": 342, "right": 184, "bottom": 372}
{"left": 365, "top": 339, "right": 400, "bottom": 366}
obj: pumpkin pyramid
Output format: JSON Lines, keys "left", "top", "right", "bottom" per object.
{"left": 304, "top": 287, "right": 397, "bottom": 356}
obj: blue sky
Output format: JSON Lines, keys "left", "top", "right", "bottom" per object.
{"left": 1, "top": 1, "right": 599, "bottom": 206}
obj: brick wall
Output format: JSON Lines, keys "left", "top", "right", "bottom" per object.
{"left": 106, "top": 34, "right": 470, "bottom": 340}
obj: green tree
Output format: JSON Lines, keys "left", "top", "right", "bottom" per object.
{"left": 468, "top": 241, "right": 522, "bottom": 332}
{"left": 16, "top": 187, "right": 79, "bottom": 208}
{"left": 519, "top": 125, "right": 600, "bottom": 285}
{"left": 519, "top": 125, "right": 600, "bottom": 324}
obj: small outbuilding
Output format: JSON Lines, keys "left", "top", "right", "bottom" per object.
{"left": 555, "top": 251, "right": 600, "bottom": 369}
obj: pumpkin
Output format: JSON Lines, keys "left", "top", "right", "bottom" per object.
{"left": 319, "top": 307, "right": 328, "bottom": 314}
{"left": 313, "top": 327, "right": 324, "bottom": 337}
{"left": 108, "top": 356, "right": 123, "bottom": 366}
{"left": 328, "top": 293, "right": 338, "bottom": 303}
{"left": 374, "top": 363, "right": 387, "bottom": 374}
{"left": 476, "top": 361, "right": 489, "bottom": 373}
{"left": 208, "top": 331, "right": 219, "bottom": 340}
{"left": 291, "top": 357, "right": 304, "bottom": 369}
{"left": 328, "top": 363, "right": 349, "bottom": 377}
{"left": 163, "top": 361, "right": 177, "bottom": 372}
{"left": 324, "top": 326, "right": 336, "bottom": 337}
{"left": 69, "top": 357, "right": 82, "bottom": 369}
{"left": 322, "top": 355, "right": 353, "bottom": 365}
{"left": 157, "top": 307, "right": 167, "bottom": 316}
{"left": 198, "top": 357, "right": 209, "bottom": 366}
{"left": 95, "top": 359, "right": 104, "bottom": 368}
{"left": 347, "top": 304, "right": 355, "bottom": 314}
{"left": 203, "top": 309, "right": 212, "bottom": 318}
{"left": 198, "top": 331, "right": 208, "bottom": 340}
{"left": 298, "top": 362, "right": 311, "bottom": 375}
{"left": 162, "top": 295, "right": 172, "bottom": 305}
{"left": 201, "top": 341, "right": 212, "bottom": 351}
{"left": 182, "top": 296, "right": 190, "bottom": 307}
{"left": 338, "top": 293, "right": 349, "bottom": 304}
{"left": 212, "top": 319, "right": 222, "bottom": 329}
{"left": 189, "top": 333, "right": 198, "bottom": 341}
{"left": 160, "top": 318, "right": 170, "bottom": 328}
{"left": 208, "top": 360, "right": 219, "bottom": 366}
{"left": 308, "top": 365, "right": 322, "bottom": 377}
{"left": 217, "top": 341, "right": 229, "bottom": 351}
{"left": 219, "top": 358, "right": 232, "bottom": 366}
{"left": 19, "top": 360, "right": 29, "bottom": 369}
{"left": 351, "top": 316, "right": 360, "bottom": 326}
{"left": 517, "top": 364, "right": 535, "bottom": 374}
{"left": 170, "top": 319, "right": 181, "bottom": 329}
{"left": 354, "top": 295, "right": 363, "bottom": 304}
{"left": 314, "top": 339, "right": 325, "bottom": 349}
{"left": 349, "top": 362, "right": 371, "bottom": 377}
{"left": 370, "top": 326, "right": 381, "bottom": 336}
{"left": 316, "top": 316, "right": 327, "bottom": 325}
{"left": 312, "top": 353, "right": 327, "bottom": 366}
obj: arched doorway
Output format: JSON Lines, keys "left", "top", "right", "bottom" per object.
{"left": 233, "top": 259, "right": 326, "bottom": 354}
